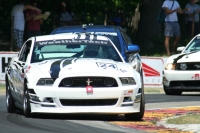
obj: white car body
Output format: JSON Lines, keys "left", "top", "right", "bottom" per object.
{"left": 5, "top": 33, "right": 144, "bottom": 120}
{"left": 163, "top": 35, "right": 200, "bottom": 95}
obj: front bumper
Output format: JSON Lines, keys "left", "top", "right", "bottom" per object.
{"left": 29, "top": 85, "right": 142, "bottom": 114}
{"left": 163, "top": 70, "right": 200, "bottom": 91}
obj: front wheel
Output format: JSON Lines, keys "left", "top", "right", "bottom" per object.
{"left": 125, "top": 71, "right": 145, "bottom": 121}
{"left": 23, "top": 83, "right": 31, "bottom": 117}
{"left": 125, "top": 92, "right": 145, "bottom": 121}
{"left": 163, "top": 85, "right": 182, "bottom": 95}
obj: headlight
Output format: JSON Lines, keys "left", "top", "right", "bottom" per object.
{"left": 37, "top": 78, "right": 55, "bottom": 86}
{"left": 179, "top": 63, "right": 187, "bottom": 70}
{"left": 120, "top": 77, "right": 136, "bottom": 85}
{"left": 165, "top": 63, "right": 176, "bottom": 70}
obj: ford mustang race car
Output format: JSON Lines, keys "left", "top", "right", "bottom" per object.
{"left": 163, "top": 35, "right": 200, "bottom": 95}
{"left": 5, "top": 33, "right": 144, "bottom": 120}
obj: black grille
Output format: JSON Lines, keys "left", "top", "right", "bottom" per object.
{"left": 59, "top": 77, "right": 118, "bottom": 87}
{"left": 170, "top": 81, "right": 200, "bottom": 87}
{"left": 176, "top": 62, "right": 200, "bottom": 70}
{"left": 60, "top": 99, "right": 118, "bottom": 106}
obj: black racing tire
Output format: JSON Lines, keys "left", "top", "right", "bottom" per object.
{"left": 163, "top": 85, "right": 182, "bottom": 95}
{"left": 125, "top": 71, "right": 145, "bottom": 121}
{"left": 23, "top": 82, "right": 31, "bottom": 117}
{"left": 125, "top": 92, "right": 145, "bottom": 121}
{"left": 6, "top": 79, "right": 16, "bottom": 113}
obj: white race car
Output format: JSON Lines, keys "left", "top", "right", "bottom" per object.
{"left": 163, "top": 35, "right": 200, "bottom": 95}
{"left": 5, "top": 33, "right": 144, "bottom": 120}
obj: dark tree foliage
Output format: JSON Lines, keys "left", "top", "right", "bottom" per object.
{"left": 0, "top": 0, "right": 194, "bottom": 54}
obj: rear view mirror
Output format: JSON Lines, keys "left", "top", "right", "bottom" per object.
{"left": 67, "top": 45, "right": 80, "bottom": 49}
{"left": 84, "top": 50, "right": 98, "bottom": 57}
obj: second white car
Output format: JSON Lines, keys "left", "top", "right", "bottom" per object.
{"left": 163, "top": 35, "right": 200, "bottom": 95}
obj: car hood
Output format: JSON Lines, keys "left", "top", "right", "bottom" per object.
{"left": 167, "top": 51, "right": 200, "bottom": 64}
{"left": 32, "top": 58, "right": 132, "bottom": 78}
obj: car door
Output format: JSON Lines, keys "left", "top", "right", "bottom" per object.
{"left": 7, "top": 54, "right": 21, "bottom": 103}
{"left": 16, "top": 40, "right": 32, "bottom": 104}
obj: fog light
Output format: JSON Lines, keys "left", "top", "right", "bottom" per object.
{"left": 104, "top": 78, "right": 114, "bottom": 86}
{"left": 63, "top": 78, "right": 73, "bottom": 86}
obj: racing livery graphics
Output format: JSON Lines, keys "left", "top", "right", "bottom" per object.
{"left": 5, "top": 33, "right": 144, "bottom": 121}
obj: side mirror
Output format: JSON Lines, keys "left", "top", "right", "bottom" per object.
{"left": 177, "top": 46, "right": 185, "bottom": 52}
{"left": 126, "top": 44, "right": 140, "bottom": 54}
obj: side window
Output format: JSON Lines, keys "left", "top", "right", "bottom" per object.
{"left": 19, "top": 40, "right": 32, "bottom": 62}
{"left": 120, "top": 30, "right": 132, "bottom": 45}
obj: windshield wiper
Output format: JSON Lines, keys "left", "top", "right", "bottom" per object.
{"left": 188, "top": 49, "right": 200, "bottom": 54}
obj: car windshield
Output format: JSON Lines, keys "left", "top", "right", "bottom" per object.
{"left": 184, "top": 37, "right": 200, "bottom": 53}
{"left": 31, "top": 39, "right": 123, "bottom": 63}
{"left": 57, "top": 32, "right": 121, "bottom": 52}
{"left": 91, "top": 32, "right": 121, "bottom": 51}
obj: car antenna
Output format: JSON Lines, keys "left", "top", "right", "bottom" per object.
{"left": 82, "top": 24, "right": 87, "bottom": 30}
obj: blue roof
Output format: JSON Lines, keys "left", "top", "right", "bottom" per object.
{"left": 51, "top": 25, "right": 122, "bottom": 34}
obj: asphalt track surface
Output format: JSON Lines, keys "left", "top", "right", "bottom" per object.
{"left": 0, "top": 93, "right": 199, "bottom": 133}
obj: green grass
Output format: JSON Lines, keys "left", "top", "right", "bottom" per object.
{"left": 167, "top": 113, "right": 200, "bottom": 124}
{"left": 144, "top": 88, "right": 164, "bottom": 93}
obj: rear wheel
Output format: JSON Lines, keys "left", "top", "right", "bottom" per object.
{"left": 163, "top": 85, "right": 182, "bottom": 95}
{"left": 23, "top": 82, "right": 31, "bottom": 117}
{"left": 6, "top": 79, "right": 16, "bottom": 113}
{"left": 125, "top": 71, "right": 145, "bottom": 121}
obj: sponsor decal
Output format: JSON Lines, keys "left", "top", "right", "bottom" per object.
{"left": 92, "top": 32, "right": 117, "bottom": 36}
{"left": 119, "top": 69, "right": 127, "bottom": 73}
{"left": 191, "top": 74, "right": 200, "bottom": 80}
{"left": 96, "top": 62, "right": 117, "bottom": 70}
{"left": 37, "top": 39, "right": 110, "bottom": 46}
{"left": 142, "top": 63, "right": 160, "bottom": 77}
{"left": 86, "top": 86, "right": 93, "bottom": 93}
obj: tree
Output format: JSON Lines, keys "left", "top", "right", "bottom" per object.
{"left": 136, "top": 0, "right": 163, "bottom": 49}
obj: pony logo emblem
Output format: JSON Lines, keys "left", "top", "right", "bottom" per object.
{"left": 86, "top": 78, "right": 93, "bottom": 93}
{"left": 86, "top": 78, "right": 93, "bottom": 86}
